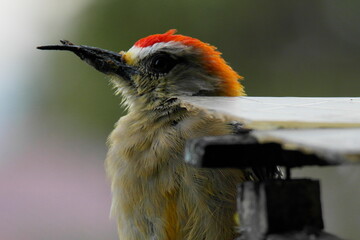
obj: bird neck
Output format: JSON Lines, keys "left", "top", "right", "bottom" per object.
{"left": 124, "top": 95, "right": 188, "bottom": 126}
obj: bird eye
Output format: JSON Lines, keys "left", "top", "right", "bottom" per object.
{"left": 151, "top": 53, "right": 178, "bottom": 74}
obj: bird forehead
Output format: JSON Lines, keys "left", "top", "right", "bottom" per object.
{"left": 124, "top": 41, "right": 187, "bottom": 65}
{"left": 134, "top": 29, "right": 179, "bottom": 48}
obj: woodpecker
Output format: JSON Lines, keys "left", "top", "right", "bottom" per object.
{"left": 38, "top": 30, "right": 278, "bottom": 240}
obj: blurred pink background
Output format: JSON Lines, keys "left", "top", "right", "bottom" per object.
{"left": 0, "top": 120, "right": 117, "bottom": 240}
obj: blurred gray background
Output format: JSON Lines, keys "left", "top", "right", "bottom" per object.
{"left": 1, "top": 0, "right": 359, "bottom": 239}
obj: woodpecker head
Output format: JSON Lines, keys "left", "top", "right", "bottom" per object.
{"left": 38, "top": 30, "right": 244, "bottom": 105}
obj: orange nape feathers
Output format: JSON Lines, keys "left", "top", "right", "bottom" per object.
{"left": 134, "top": 29, "right": 244, "bottom": 97}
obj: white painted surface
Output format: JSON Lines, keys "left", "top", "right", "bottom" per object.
{"left": 181, "top": 97, "right": 360, "bottom": 129}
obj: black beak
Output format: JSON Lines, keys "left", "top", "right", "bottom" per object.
{"left": 37, "top": 40, "right": 137, "bottom": 80}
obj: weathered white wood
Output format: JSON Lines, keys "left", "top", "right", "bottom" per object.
{"left": 180, "top": 97, "right": 360, "bottom": 163}
{"left": 180, "top": 97, "right": 360, "bottom": 129}
{"left": 252, "top": 128, "right": 360, "bottom": 163}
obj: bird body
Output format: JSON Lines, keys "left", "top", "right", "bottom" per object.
{"left": 106, "top": 98, "right": 246, "bottom": 239}
{"left": 38, "top": 30, "right": 257, "bottom": 240}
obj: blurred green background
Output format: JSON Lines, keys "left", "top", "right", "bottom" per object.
{"left": 1, "top": 0, "right": 359, "bottom": 240}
